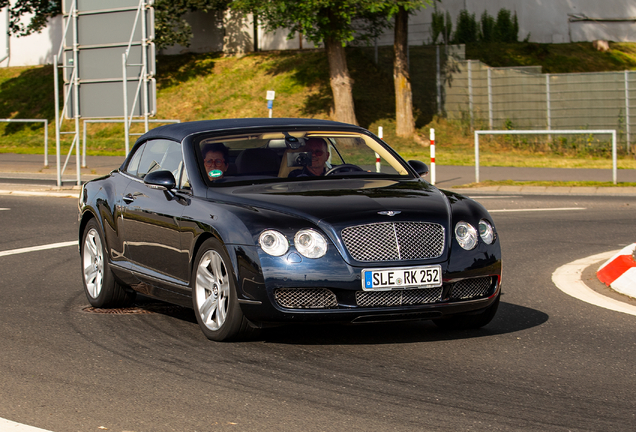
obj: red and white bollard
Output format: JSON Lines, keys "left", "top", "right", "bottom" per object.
{"left": 430, "top": 128, "right": 436, "bottom": 185}
{"left": 597, "top": 243, "right": 636, "bottom": 298}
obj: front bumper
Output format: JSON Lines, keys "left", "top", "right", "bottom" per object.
{"left": 231, "top": 244, "right": 502, "bottom": 325}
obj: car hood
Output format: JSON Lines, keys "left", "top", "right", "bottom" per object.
{"left": 213, "top": 178, "right": 451, "bottom": 229}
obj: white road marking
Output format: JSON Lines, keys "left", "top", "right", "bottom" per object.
{"left": 0, "top": 417, "right": 52, "bottom": 431}
{"left": 0, "top": 241, "right": 78, "bottom": 257}
{"left": 0, "top": 207, "right": 9, "bottom": 210}
{"left": 552, "top": 250, "right": 636, "bottom": 317}
{"left": 489, "top": 207, "right": 586, "bottom": 213}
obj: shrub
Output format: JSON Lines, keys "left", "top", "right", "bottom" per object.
{"left": 453, "top": 9, "right": 478, "bottom": 44}
{"left": 479, "top": 11, "right": 495, "bottom": 42}
{"left": 432, "top": 7, "right": 453, "bottom": 44}
{"left": 494, "top": 9, "right": 519, "bottom": 43}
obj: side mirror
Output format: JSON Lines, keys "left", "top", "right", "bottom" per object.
{"left": 408, "top": 160, "right": 429, "bottom": 177}
{"left": 144, "top": 170, "right": 177, "bottom": 190}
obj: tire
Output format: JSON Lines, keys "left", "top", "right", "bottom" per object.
{"left": 191, "top": 238, "right": 256, "bottom": 341}
{"left": 81, "top": 218, "right": 135, "bottom": 308}
{"left": 433, "top": 293, "right": 500, "bottom": 330}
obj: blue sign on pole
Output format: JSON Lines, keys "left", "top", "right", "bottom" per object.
{"left": 267, "top": 100, "right": 273, "bottom": 110}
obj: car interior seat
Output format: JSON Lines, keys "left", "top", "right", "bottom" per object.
{"left": 235, "top": 148, "right": 280, "bottom": 176}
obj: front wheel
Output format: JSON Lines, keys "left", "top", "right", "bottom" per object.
{"left": 81, "top": 218, "right": 135, "bottom": 308}
{"left": 191, "top": 238, "right": 256, "bottom": 341}
{"left": 433, "top": 293, "right": 500, "bottom": 330}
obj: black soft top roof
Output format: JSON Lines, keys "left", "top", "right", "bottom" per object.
{"left": 136, "top": 118, "right": 364, "bottom": 143}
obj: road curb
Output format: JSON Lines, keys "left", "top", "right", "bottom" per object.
{"left": 597, "top": 244, "right": 636, "bottom": 299}
{"left": 0, "top": 189, "right": 79, "bottom": 198}
{"left": 552, "top": 250, "right": 636, "bottom": 317}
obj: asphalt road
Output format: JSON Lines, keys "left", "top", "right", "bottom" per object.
{"left": 0, "top": 193, "right": 635, "bottom": 432}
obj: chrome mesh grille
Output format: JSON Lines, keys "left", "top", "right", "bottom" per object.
{"left": 341, "top": 222, "right": 445, "bottom": 262}
{"left": 450, "top": 277, "right": 492, "bottom": 300}
{"left": 274, "top": 288, "right": 338, "bottom": 309}
{"left": 356, "top": 287, "right": 443, "bottom": 307}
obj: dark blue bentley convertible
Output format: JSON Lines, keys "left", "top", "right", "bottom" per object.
{"left": 78, "top": 118, "right": 502, "bottom": 341}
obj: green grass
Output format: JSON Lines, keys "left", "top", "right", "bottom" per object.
{"left": 1, "top": 42, "right": 636, "bottom": 168}
{"left": 465, "top": 42, "right": 636, "bottom": 73}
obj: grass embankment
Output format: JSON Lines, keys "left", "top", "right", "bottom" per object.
{"left": 1, "top": 42, "right": 635, "bottom": 173}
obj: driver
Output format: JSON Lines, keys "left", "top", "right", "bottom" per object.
{"left": 288, "top": 137, "right": 330, "bottom": 177}
{"left": 203, "top": 143, "right": 229, "bottom": 180}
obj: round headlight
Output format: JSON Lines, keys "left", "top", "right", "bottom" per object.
{"left": 479, "top": 219, "right": 495, "bottom": 244}
{"left": 455, "top": 222, "right": 478, "bottom": 250}
{"left": 294, "top": 229, "right": 328, "bottom": 259}
{"left": 259, "top": 230, "right": 288, "bottom": 256}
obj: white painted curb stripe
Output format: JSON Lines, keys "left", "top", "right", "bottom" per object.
{"left": 490, "top": 207, "right": 585, "bottom": 213}
{"left": 0, "top": 417, "right": 52, "bottom": 431}
{"left": 0, "top": 241, "right": 78, "bottom": 257}
{"left": 552, "top": 250, "right": 636, "bottom": 317}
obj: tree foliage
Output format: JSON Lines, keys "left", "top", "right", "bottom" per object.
{"left": 0, "top": 0, "right": 229, "bottom": 49}
{"left": 0, "top": 0, "right": 61, "bottom": 36}
{"left": 231, "top": 0, "right": 390, "bottom": 46}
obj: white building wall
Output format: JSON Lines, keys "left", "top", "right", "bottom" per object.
{"left": 0, "top": 3, "right": 62, "bottom": 67}
{"left": 409, "top": 0, "right": 636, "bottom": 45}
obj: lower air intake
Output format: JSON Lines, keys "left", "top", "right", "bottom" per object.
{"left": 356, "top": 287, "right": 443, "bottom": 307}
{"left": 274, "top": 288, "right": 338, "bottom": 309}
{"left": 449, "top": 277, "right": 492, "bottom": 300}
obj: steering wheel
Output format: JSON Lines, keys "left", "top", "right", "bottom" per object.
{"left": 324, "top": 164, "right": 364, "bottom": 176}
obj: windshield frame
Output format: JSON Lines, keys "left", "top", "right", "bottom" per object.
{"left": 186, "top": 125, "right": 419, "bottom": 187}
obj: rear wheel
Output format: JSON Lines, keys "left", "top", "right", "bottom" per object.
{"left": 433, "top": 293, "right": 500, "bottom": 330}
{"left": 81, "top": 218, "right": 135, "bottom": 308}
{"left": 191, "top": 238, "right": 256, "bottom": 341}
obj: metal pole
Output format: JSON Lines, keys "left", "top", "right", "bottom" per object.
{"left": 430, "top": 128, "right": 436, "bottom": 185}
{"left": 82, "top": 120, "right": 87, "bottom": 167}
{"left": 44, "top": 119, "right": 48, "bottom": 167}
{"left": 468, "top": 60, "right": 473, "bottom": 130}
{"left": 0, "top": 8, "right": 9, "bottom": 65}
{"left": 374, "top": 37, "right": 378, "bottom": 64}
{"left": 53, "top": 55, "right": 61, "bottom": 188}
{"left": 474, "top": 131, "right": 480, "bottom": 183}
{"left": 141, "top": 0, "right": 149, "bottom": 134}
{"left": 487, "top": 67, "right": 493, "bottom": 129}
{"left": 436, "top": 45, "right": 441, "bottom": 115}
{"left": 546, "top": 73, "right": 551, "bottom": 141}
{"left": 123, "top": 52, "right": 130, "bottom": 155}
{"left": 625, "top": 70, "right": 630, "bottom": 153}
{"left": 612, "top": 130, "right": 617, "bottom": 185}
{"left": 73, "top": 0, "right": 81, "bottom": 186}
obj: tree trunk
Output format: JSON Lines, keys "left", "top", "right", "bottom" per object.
{"left": 394, "top": 7, "right": 415, "bottom": 137}
{"left": 324, "top": 37, "right": 358, "bottom": 125}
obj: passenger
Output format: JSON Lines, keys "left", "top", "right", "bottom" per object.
{"left": 202, "top": 143, "right": 229, "bottom": 180}
{"left": 288, "top": 138, "right": 330, "bottom": 177}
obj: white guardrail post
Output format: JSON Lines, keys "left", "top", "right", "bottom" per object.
{"left": 474, "top": 130, "right": 618, "bottom": 185}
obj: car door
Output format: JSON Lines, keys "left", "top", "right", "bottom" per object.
{"left": 121, "top": 139, "right": 191, "bottom": 284}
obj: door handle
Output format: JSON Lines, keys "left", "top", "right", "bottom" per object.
{"left": 123, "top": 194, "right": 135, "bottom": 204}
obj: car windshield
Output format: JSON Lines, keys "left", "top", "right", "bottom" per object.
{"left": 195, "top": 130, "right": 413, "bottom": 185}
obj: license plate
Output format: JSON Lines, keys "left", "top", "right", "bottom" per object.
{"left": 362, "top": 265, "right": 442, "bottom": 291}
